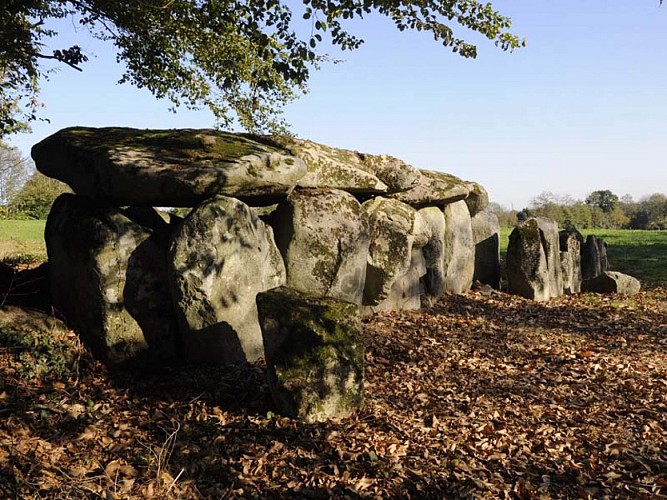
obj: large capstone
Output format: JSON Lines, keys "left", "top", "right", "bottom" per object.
{"left": 255, "top": 136, "right": 422, "bottom": 194}
{"left": 45, "top": 194, "right": 178, "bottom": 364}
{"left": 506, "top": 217, "right": 563, "bottom": 302}
{"left": 471, "top": 210, "right": 501, "bottom": 290}
{"left": 443, "top": 200, "right": 475, "bottom": 294}
{"left": 32, "top": 127, "right": 307, "bottom": 207}
{"left": 169, "top": 195, "right": 285, "bottom": 364}
{"left": 271, "top": 188, "right": 369, "bottom": 305}
{"left": 256, "top": 287, "right": 364, "bottom": 423}
{"left": 362, "top": 197, "right": 429, "bottom": 313}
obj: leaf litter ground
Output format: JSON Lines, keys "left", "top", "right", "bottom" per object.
{"left": 1, "top": 288, "right": 666, "bottom": 498}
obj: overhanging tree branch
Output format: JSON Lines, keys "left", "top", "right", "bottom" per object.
{"left": 34, "top": 52, "right": 85, "bottom": 72}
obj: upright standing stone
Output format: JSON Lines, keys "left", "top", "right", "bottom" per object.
{"left": 581, "top": 235, "right": 609, "bottom": 280}
{"left": 362, "top": 197, "right": 428, "bottom": 313}
{"left": 506, "top": 217, "right": 563, "bottom": 301}
{"left": 271, "top": 188, "right": 369, "bottom": 305}
{"left": 257, "top": 287, "right": 364, "bottom": 422}
{"left": 471, "top": 210, "right": 501, "bottom": 289}
{"left": 443, "top": 201, "right": 475, "bottom": 294}
{"left": 559, "top": 232, "right": 582, "bottom": 294}
{"left": 169, "top": 195, "right": 286, "bottom": 364}
{"left": 45, "top": 194, "right": 178, "bottom": 364}
{"left": 418, "top": 207, "right": 447, "bottom": 306}
{"left": 559, "top": 227, "right": 584, "bottom": 248}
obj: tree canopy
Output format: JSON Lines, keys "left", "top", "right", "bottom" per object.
{"left": 585, "top": 189, "right": 620, "bottom": 214}
{"left": 494, "top": 189, "right": 667, "bottom": 231}
{"left": 6, "top": 170, "right": 70, "bottom": 219}
{"left": 0, "top": 141, "right": 30, "bottom": 207}
{"left": 1, "top": 0, "right": 525, "bottom": 137}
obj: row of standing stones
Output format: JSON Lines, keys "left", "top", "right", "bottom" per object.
{"left": 13, "top": 127, "right": 639, "bottom": 422}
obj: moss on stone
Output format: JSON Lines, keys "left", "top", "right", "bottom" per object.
{"left": 257, "top": 287, "right": 364, "bottom": 421}
{"left": 60, "top": 127, "right": 274, "bottom": 163}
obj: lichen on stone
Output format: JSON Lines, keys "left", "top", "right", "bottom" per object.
{"left": 257, "top": 287, "right": 364, "bottom": 422}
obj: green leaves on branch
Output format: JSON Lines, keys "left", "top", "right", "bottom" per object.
{"left": 1, "top": 0, "right": 525, "bottom": 135}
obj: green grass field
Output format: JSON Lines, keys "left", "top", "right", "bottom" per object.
{"left": 501, "top": 226, "right": 667, "bottom": 287}
{"left": 0, "top": 219, "right": 47, "bottom": 263}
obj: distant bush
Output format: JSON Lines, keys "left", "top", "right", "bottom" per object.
{"left": 6, "top": 172, "right": 71, "bottom": 220}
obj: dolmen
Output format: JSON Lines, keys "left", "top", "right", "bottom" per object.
{"left": 32, "top": 127, "right": 501, "bottom": 421}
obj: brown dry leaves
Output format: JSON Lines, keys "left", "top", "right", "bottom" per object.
{"left": 1, "top": 288, "right": 666, "bottom": 498}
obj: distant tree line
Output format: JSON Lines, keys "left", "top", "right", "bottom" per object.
{"left": 490, "top": 189, "right": 667, "bottom": 230}
{"left": 0, "top": 141, "right": 69, "bottom": 219}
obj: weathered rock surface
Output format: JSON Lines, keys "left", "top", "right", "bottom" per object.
{"left": 581, "top": 235, "right": 609, "bottom": 280}
{"left": 559, "top": 227, "right": 584, "bottom": 247}
{"left": 257, "top": 136, "right": 415, "bottom": 194}
{"left": 383, "top": 247, "right": 428, "bottom": 313}
{"left": 465, "top": 183, "right": 490, "bottom": 217}
{"left": 443, "top": 201, "right": 475, "bottom": 294}
{"left": 560, "top": 232, "right": 582, "bottom": 294}
{"left": 506, "top": 217, "right": 563, "bottom": 302}
{"left": 256, "top": 287, "right": 364, "bottom": 422}
{"left": 582, "top": 271, "right": 641, "bottom": 295}
{"left": 169, "top": 195, "right": 286, "bottom": 364}
{"left": 271, "top": 188, "right": 369, "bottom": 305}
{"left": 359, "top": 155, "right": 422, "bottom": 193}
{"left": 471, "top": 211, "right": 501, "bottom": 289}
{"left": 362, "top": 197, "right": 428, "bottom": 313}
{"left": 32, "top": 127, "right": 307, "bottom": 207}
{"left": 418, "top": 207, "right": 447, "bottom": 306}
{"left": 389, "top": 169, "right": 473, "bottom": 208}
{"left": 46, "top": 194, "right": 178, "bottom": 364}
{"left": 33, "top": 127, "right": 487, "bottom": 209}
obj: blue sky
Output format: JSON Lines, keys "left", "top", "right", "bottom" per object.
{"left": 6, "top": 0, "right": 667, "bottom": 209}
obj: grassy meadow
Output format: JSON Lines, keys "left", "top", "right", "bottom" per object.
{"left": 587, "top": 229, "right": 667, "bottom": 287}
{"left": 0, "top": 219, "right": 47, "bottom": 263}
